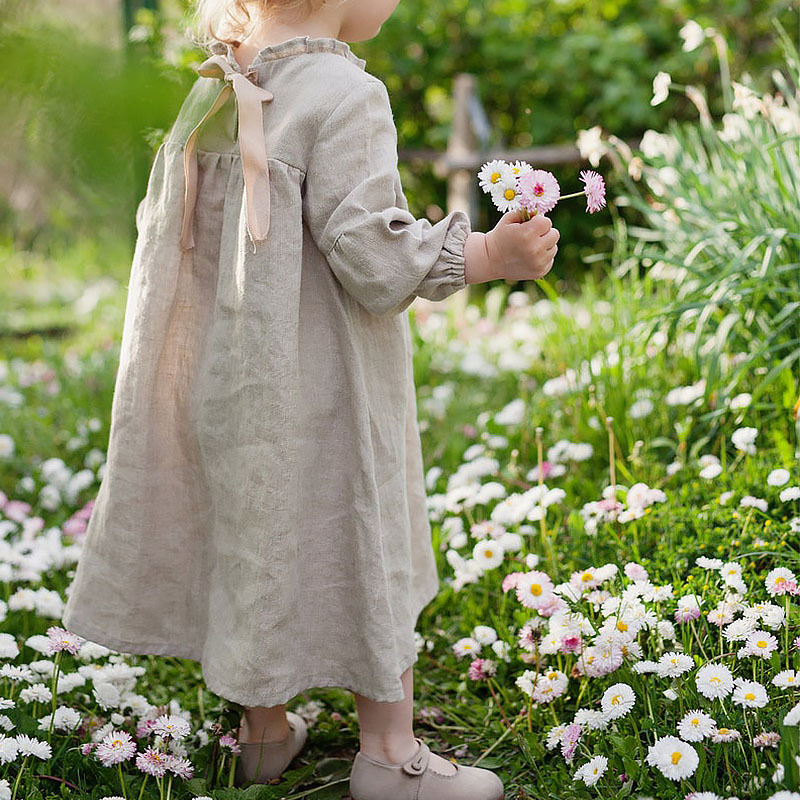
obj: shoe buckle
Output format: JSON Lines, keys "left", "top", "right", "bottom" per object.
{"left": 402, "top": 740, "right": 430, "bottom": 776}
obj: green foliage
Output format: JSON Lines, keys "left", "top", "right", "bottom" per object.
{"left": 604, "top": 20, "right": 800, "bottom": 415}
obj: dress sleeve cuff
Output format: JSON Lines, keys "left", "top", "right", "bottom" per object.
{"left": 414, "top": 210, "right": 471, "bottom": 302}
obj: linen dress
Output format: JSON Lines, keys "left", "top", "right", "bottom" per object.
{"left": 61, "top": 35, "right": 472, "bottom": 706}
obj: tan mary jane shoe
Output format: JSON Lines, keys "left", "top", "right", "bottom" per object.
{"left": 234, "top": 710, "right": 308, "bottom": 786}
{"left": 349, "top": 737, "right": 504, "bottom": 800}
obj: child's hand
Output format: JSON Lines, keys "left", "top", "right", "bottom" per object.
{"left": 464, "top": 209, "right": 560, "bottom": 285}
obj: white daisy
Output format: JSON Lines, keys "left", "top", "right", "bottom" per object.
{"left": 731, "top": 426, "right": 757, "bottom": 454}
{"left": 477, "top": 159, "right": 513, "bottom": 194}
{"left": 696, "top": 556, "right": 724, "bottom": 570}
{"left": 152, "top": 714, "right": 191, "bottom": 741}
{"left": 645, "top": 735, "right": 698, "bottom": 780}
{"left": 14, "top": 733, "right": 52, "bottom": 760}
{"left": 784, "top": 701, "right": 800, "bottom": 726}
{"left": 490, "top": 174, "right": 522, "bottom": 213}
{"left": 601, "top": 683, "right": 636, "bottom": 719}
{"left": 696, "top": 663, "right": 734, "bottom": 699}
{"left": 732, "top": 677, "right": 769, "bottom": 708}
{"left": 774, "top": 671, "right": 800, "bottom": 689}
{"left": 711, "top": 726, "right": 741, "bottom": 742}
{"left": 740, "top": 630, "right": 779, "bottom": 659}
{"left": 515, "top": 571, "right": 555, "bottom": 610}
{"left": 656, "top": 652, "right": 694, "bottom": 678}
{"left": 677, "top": 709, "right": 717, "bottom": 741}
{"left": 768, "top": 469, "right": 791, "bottom": 486}
{"left": 472, "top": 539, "right": 504, "bottom": 571}
{"left": 573, "top": 754, "right": 608, "bottom": 786}
{"left": 452, "top": 637, "right": 481, "bottom": 658}
{"left": 780, "top": 486, "right": 800, "bottom": 502}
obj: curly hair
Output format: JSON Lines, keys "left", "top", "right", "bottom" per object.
{"left": 188, "top": 0, "right": 332, "bottom": 48}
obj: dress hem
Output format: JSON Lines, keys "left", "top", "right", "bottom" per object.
{"left": 60, "top": 578, "right": 440, "bottom": 707}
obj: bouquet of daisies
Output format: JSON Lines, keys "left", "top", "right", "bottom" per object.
{"left": 477, "top": 159, "right": 607, "bottom": 220}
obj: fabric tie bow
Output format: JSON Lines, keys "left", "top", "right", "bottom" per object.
{"left": 180, "top": 53, "right": 274, "bottom": 252}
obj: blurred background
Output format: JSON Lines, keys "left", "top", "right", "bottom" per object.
{"left": 0, "top": 0, "right": 797, "bottom": 340}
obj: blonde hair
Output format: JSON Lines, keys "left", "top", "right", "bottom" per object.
{"left": 188, "top": 0, "right": 331, "bottom": 48}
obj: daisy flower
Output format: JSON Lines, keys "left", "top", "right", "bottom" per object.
{"left": 656, "top": 652, "right": 694, "bottom": 678}
{"left": 508, "top": 159, "right": 533, "bottom": 178}
{"left": 45, "top": 626, "right": 83, "bottom": 656}
{"left": 136, "top": 746, "right": 170, "bottom": 777}
{"left": 452, "top": 637, "right": 481, "bottom": 658}
{"left": 579, "top": 170, "right": 606, "bottom": 213}
{"left": 490, "top": 172, "right": 522, "bottom": 213}
{"left": 696, "top": 663, "right": 734, "bottom": 699}
{"left": 784, "top": 701, "right": 800, "bottom": 725}
{"left": 711, "top": 727, "right": 741, "bottom": 742}
{"left": 645, "top": 735, "right": 699, "bottom": 780}
{"left": 517, "top": 169, "right": 560, "bottom": 216}
{"left": 14, "top": 733, "right": 52, "bottom": 760}
{"left": 768, "top": 468, "right": 791, "bottom": 486}
{"left": 753, "top": 731, "right": 781, "bottom": 749}
{"left": 677, "top": 709, "right": 717, "bottom": 741}
{"left": 153, "top": 714, "right": 192, "bottom": 739}
{"left": 740, "top": 630, "right": 779, "bottom": 659}
{"left": 477, "top": 159, "right": 513, "bottom": 194}
{"left": 515, "top": 570, "right": 555, "bottom": 610}
{"left": 573, "top": 754, "right": 608, "bottom": 786}
{"left": 732, "top": 677, "right": 769, "bottom": 708}
{"left": 95, "top": 730, "right": 137, "bottom": 766}
{"left": 560, "top": 722, "right": 582, "bottom": 763}
{"left": 731, "top": 426, "right": 757, "bottom": 454}
{"left": 601, "top": 683, "right": 636, "bottom": 719}
{"left": 781, "top": 486, "right": 800, "bottom": 502}
{"left": 472, "top": 539, "right": 504, "bottom": 571}
{"left": 773, "top": 670, "right": 799, "bottom": 689}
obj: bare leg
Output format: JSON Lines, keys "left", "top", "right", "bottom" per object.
{"left": 238, "top": 703, "right": 291, "bottom": 744}
{"left": 353, "top": 665, "right": 456, "bottom": 774}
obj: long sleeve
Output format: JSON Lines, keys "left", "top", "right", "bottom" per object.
{"left": 302, "top": 78, "right": 471, "bottom": 317}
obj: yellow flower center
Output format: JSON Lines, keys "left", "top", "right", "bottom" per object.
{"left": 617, "top": 621, "right": 628, "bottom": 631}
{"left": 745, "top": 692, "right": 755, "bottom": 701}
{"left": 530, "top": 584, "right": 542, "bottom": 596}
{"left": 789, "top": 677, "right": 796, "bottom": 683}
{"left": 671, "top": 751, "right": 682, "bottom": 765}
{"left": 511, "top": 167, "right": 520, "bottom": 174}
{"left": 757, "top": 640, "right": 767, "bottom": 648}
{"left": 718, "top": 728, "right": 730, "bottom": 735}
{"left": 691, "top": 718, "right": 699, "bottom": 726}
{"left": 777, "top": 576, "right": 786, "bottom": 584}
{"left": 490, "top": 171, "right": 501, "bottom": 183}
{"left": 710, "top": 676, "right": 721, "bottom": 683}
{"left": 582, "top": 572, "right": 593, "bottom": 582}
{"left": 485, "top": 550, "right": 494, "bottom": 558}
{"left": 611, "top": 694, "right": 623, "bottom": 705}
{"left": 504, "top": 189, "right": 516, "bottom": 201}
{"left": 547, "top": 671, "right": 558, "bottom": 680}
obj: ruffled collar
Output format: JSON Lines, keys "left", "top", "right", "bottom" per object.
{"left": 208, "top": 35, "right": 366, "bottom": 73}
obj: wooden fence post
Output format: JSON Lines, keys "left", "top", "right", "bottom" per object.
{"left": 444, "top": 73, "right": 480, "bottom": 320}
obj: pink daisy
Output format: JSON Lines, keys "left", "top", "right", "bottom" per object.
{"left": 164, "top": 754, "right": 194, "bottom": 779}
{"left": 136, "top": 746, "right": 170, "bottom": 777}
{"left": 579, "top": 170, "right": 607, "bottom": 213}
{"left": 45, "top": 626, "right": 83, "bottom": 655}
{"left": 467, "top": 658, "right": 495, "bottom": 681}
{"left": 95, "top": 730, "right": 137, "bottom": 766}
{"left": 219, "top": 733, "right": 241, "bottom": 754}
{"left": 517, "top": 170, "right": 560, "bottom": 215}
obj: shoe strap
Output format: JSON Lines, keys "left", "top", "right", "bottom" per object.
{"left": 401, "top": 738, "right": 430, "bottom": 776}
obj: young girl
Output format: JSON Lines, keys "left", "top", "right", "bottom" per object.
{"left": 61, "top": 0, "right": 559, "bottom": 797}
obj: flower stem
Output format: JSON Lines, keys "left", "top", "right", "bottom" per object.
{"left": 118, "top": 762, "right": 128, "bottom": 800}
{"left": 10, "top": 755, "right": 28, "bottom": 800}
{"left": 136, "top": 774, "right": 149, "bottom": 800}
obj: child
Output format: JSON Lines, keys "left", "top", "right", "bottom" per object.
{"left": 61, "top": 0, "right": 559, "bottom": 797}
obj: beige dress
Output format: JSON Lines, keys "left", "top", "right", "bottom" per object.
{"left": 61, "top": 35, "right": 472, "bottom": 706}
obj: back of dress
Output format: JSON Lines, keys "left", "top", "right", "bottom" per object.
{"left": 61, "top": 35, "right": 471, "bottom": 707}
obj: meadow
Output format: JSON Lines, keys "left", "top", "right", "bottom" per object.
{"left": 0, "top": 16, "right": 799, "bottom": 800}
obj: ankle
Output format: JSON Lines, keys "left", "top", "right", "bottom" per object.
{"left": 359, "top": 736, "right": 419, "bottom": 765}
{"left": 239, "top": 716, "right": 290, "bottom": 744}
